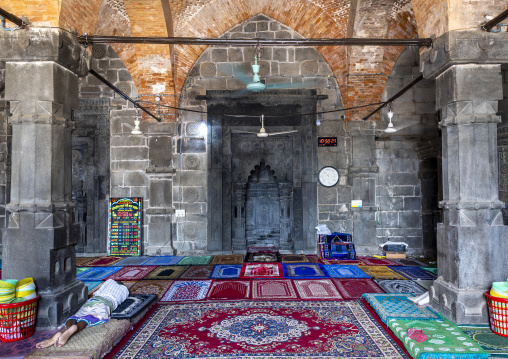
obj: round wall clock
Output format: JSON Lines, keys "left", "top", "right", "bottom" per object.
{"left": 318, "top": 166, "right": 339, "bottom": 187}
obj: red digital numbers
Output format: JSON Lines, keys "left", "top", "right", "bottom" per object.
{"left": 318, "top": 137, "right": 337, "bottom": 147}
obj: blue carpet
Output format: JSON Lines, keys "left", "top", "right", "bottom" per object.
{"left": 211, "top": 265, "right": 243, "bottom": 279}
{"left": 324, "top": 264, "right": 371, "bottom": 278}
{"left": 283, "top": 263, "right": 329, "bottom": 279}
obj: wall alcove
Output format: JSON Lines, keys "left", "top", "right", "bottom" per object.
{"left": 204, "top": 89, "right": 324, "bottom": 253}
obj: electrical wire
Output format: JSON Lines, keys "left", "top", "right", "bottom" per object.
{"left": 135, "top": 98, "right": 385, "bottom": 118}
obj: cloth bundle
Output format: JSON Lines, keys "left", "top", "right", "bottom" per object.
{"left": 0, "top": 278, "right": 36, "bottom": 304}
{"left": 490, "top": 280, "right": 508, "bottom": 298}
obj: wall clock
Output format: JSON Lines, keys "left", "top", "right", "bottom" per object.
{"left": 318, "top": 166, "right": 339, "bottom": 187}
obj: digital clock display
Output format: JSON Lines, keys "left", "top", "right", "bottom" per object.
{"left": 318, "top": 137, "right": 337, "bottom": 147}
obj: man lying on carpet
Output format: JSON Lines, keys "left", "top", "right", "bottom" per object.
{"left": 36, "top": 279, "right": 129, "bottom": 348}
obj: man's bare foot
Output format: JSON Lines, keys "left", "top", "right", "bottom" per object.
{"left": 36, "top": 331, "right": 62, "bottom": 348}
{"left": 56, "top": 324, "right": 78, "bottom": 347}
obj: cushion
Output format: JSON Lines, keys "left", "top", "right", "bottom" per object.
{"left": 24, "top": 319, "right": 131, "bottom": 359}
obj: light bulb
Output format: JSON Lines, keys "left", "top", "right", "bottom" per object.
{"left": 199, "top": 121, "right": 207, "bottom": 137}
{"left": 155, "top": 95, "right": 160, "bottom": 102}
{"left": 316, "top": 118, "right": 321, "bottom": 126}
{"left": 131, "top": 119, "right": 142, "bottom": 135}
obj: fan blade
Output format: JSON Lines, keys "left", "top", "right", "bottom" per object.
{"left": 267, "top": 130, "right": 298, "bottom": 136}
{"left": 265, "top": 78, "right": 320, "bottom": 90}
{"left": 232, "top": 63, "right": 254, "bottom": 84}
{"left": 231, "top": 130, "right": 260, "bottom": 134}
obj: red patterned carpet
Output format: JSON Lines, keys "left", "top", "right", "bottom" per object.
{"left": 109, "top": 300, "right": 409, "bottom": 359}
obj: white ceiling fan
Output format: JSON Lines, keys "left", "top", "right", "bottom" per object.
{"left": 232, "top": 115, "right": 298, "bottom": 138}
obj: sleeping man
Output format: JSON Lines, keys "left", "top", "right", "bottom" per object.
{"left": 36, "top": 279, "right": 129, "bottom": 348}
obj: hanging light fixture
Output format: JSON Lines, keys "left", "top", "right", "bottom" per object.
{"left": 384, "top": 103, "right": 397, "bottom": 133}
{"left": 131, "top": 116, "right": 143, "bottom": 135}
{"left": 246, "top": 44, "right": 266, "bottom": 92}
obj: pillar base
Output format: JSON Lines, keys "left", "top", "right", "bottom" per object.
{"left": 430, "top": 278, "right": 489, "bottom": 324}
{"left": 37, "top": 279, "right": 87, "bottom": 330}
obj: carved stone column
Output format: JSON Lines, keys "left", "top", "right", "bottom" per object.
{"left": 420, "top": 30, "right": 508, "bottom": 324}
{"left": 0, "top": 28, "right": 89, "bottom": 329}
{"left": 433, "top": 64, "right": 505, "bottom": 323}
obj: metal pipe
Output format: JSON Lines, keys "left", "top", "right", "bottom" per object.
{"left": 1, "top": 16, "right": 21, "bottom": 31}
{"left": 482, "top": 9, "right": 508, "bottom": 32}
{"left": 89, "top": 69, "right": 162, "bottom": 122}
{"left": 362, "top": 74, "right": 424, "bottom": 120}
{"left": 0, "top": 7, "right": 25, "bottom": 28}
{"left": 78, "top": 35, "right": 432, "bottom": 47}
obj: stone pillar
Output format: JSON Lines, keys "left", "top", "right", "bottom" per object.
{"left": 0, "top": 28, "right": 89, "bottom": 329}
{"left": 432, "top": 64, "right": 506, "bottom": 323}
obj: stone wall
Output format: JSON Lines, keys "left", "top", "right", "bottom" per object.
{"left": 375, "top": 46, "right": 439, "bottom": 256}
{"left": 0, "top": 62, "right": 8, "bottom": 253}
{"left": 499, "top": 65, "right": 508, "bottom": 225}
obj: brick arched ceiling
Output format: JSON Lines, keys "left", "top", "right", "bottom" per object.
{"left": 5, "top": 0, "right": 504, "bottom": 120}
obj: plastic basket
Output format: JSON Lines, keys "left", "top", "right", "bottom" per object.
{"left": 0, "top": 295, "right": 38, "bottom": 342}
{"left": 485, "top": 291, "right": 508, "bottom": 337}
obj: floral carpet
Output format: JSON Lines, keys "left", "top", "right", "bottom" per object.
{"left": 112, "top": 300, "right": 409, "bottom": 358}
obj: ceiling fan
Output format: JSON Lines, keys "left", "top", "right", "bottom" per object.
{"left": 233, "top": 54, "right": 319, "bottom": 94}
{"left": 232, "top": 115, "right": 298, "bottom": 137}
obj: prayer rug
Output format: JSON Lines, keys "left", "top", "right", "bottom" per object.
{"left": 305, "top": 254, "right": 322, "bottom": 263}
{"left": 359, "top": 256, "right": 401, "bottom": 266}
{"left": 362, "top": 293, "right": 440, "bottom": 324}
{"left": 389, "top": 266, "right": 438, "bottom": 280}
{"left": 111, "top": 294, "right": 158, "bottom": 323}
{"left": 252, "top": 279, "right": 298, "bottom": 300}
{"left": 281, "top": 254, "right": 310, "bottom": 263}
{"left": 322, "top": 258, "right": 363, "bottom": 265}
{"left": 176, "top": 256, "right": 212, "bottom": 265}
{"left": 245, "top": 252, "right": 281, "bottom": 263}
{"left": 324, "top": 264, "right": 371, "bottom": 278}
{"left": 359, "top": 265, "right": 408, "bottom": 280}
{"left": 77, "top": 266, "right": 122, "bottom": 281}
{"left": 414, "top": 279, "right": 434, "bottom": 291}
{"left": 391, "top": 258, "right": 428, "bottom": 267}
{"left": 160, "top": 280, "right": 212, "bottom": 302}
{"left": 143, "top": 265, "right": 189, "bottom": 280}
{"left": 459, "top": 324, "right": 508, "bottom": 357}
{"left": 210, "top": 254, "right": 244, "bottom": 265}
{"left": 111, "top": 300, "right": 408, "bottom": 359}
{"left": 25, "top": 319, "right": 131, "bottom": 359}
{"left": 374, "top": 279, "right": 428, "bottom": 296}
{"left": 239, "top": 263, "right": 284, "bottom": 279}
{"left": 126, "top": 280, "right": 172, "bottom": 298}
{"left": 282, "top": 263, "right": 329, "bottom": 279}
{"left": 76, "top": 267, "right": 91, "bottom": 275}
{"left": 106, "top": 266, "right": 158, "bottom": 281}
{"left": 389, "top": 317, "right": 490, "bottom": 359}
{"left": 422, "top": 267, "right": 438, "bottom": 275}
{"left": 294, "top": 279, "right": 342, "bottom": 300}
{"left": 208, "top": 280, "right": 251, "bottom": 300}
{"left": 114, "top": 256, "right": 151, "bottom": 266}
{"left": 0, "top": 329, "right": 57, "bottom": 359}
{"left": 76, "top": 257, "right": 94, "bottom": 266}
{"left": 80, "top": 256, "right": 123, "bottom": 266}
{"left": 333, "top": 278, "right": 385, "bottom": 299}
{"left": 85, "top": 281, "right": 103, "bottom": 292}
{"left": 142, "top": 256, "right": 184, "bottom": 266}
{"left": 211, "top": 264, "right": 243, "bottom": 279}
{"left": 179, "top": 265, "right": 214, "bottom": 279}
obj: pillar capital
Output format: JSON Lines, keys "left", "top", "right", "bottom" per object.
{"left": 420, "top": 30, "right": 508, "bottom": 80}
{"left": 0, "top": 28, "right": 90, "bottom": 76}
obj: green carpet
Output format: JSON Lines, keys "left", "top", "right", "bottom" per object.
{"left": 388, "top": 316, "right": 490, "bottom": 359}
{"left": 459, "top": 324, "right": 508, "bottom": 358}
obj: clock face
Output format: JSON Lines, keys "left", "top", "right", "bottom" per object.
{"left": 318, "top": 166, "right": 339, "bottom": 187}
